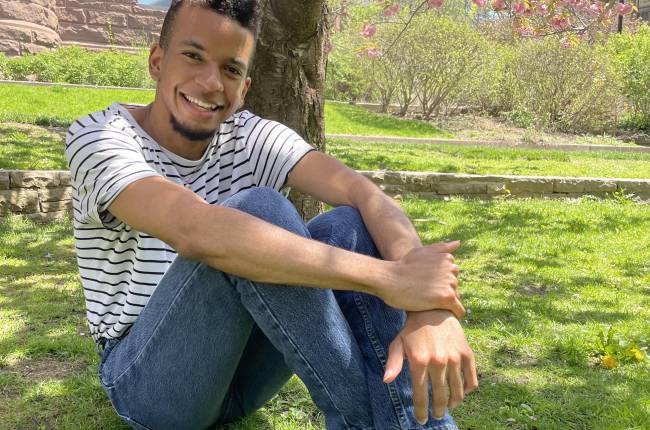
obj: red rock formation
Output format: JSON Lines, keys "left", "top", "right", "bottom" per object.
{"left": 0, "top": 0, "right": 166, "bottom": 56}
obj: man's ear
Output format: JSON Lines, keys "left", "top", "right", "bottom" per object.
{"left": 149, "top": 44, "right": 163, "bottom": 82}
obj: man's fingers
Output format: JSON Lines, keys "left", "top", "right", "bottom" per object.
{"left": 411, "top": 365, "right": 430, "bottom": 425}
{"left": 383, "top": 338, "right": 405, "bottom": 383}
{"left": 451, "top": 264, "right": 461, "bottom": 275}
{"left": 462, "top": 350, "right": 479, "bottom": 394}
{"left": 427, "top": 240, "right": 461, "bottom": 254}
{"left": 450, "top": 298, "right": 465, "bottom": 319}
{"left": 429, "top": 363, "right": 448, "bottom": 420}
{"left": 446, "top": 362, "right": 464, "bottom": 409}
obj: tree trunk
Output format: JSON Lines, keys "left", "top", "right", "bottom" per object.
{"left": 243, "top": 0, "right": 329, "bottom": 220}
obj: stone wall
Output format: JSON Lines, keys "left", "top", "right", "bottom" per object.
{"left": 0, "top": 170, "right": 72, "bottom": 222}
{"left": 2, "top": 170, "right": 650, "bottom": 222}
{"left": 55, "top": 0, "right": 165, "bottom": 51}
{"left": 0, "top": 0, "right": 61, "bottom": 56}
{"left": 360, "top": 171, "right": 650, "bottom": 201}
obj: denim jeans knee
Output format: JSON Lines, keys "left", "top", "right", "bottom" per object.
{"left": 222, "top": 187, "right": 310, "bottom": 237}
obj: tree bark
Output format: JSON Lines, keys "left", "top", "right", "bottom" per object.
{"left": 243, "top": 0, "right": 329, "bottom": 220}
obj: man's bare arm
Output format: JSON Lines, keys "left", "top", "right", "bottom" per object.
{"left": 287, "top": 151, "right": 478, "bottom": 421}
{"left": 107, "top": 176, "right": 463, "bottom": 314}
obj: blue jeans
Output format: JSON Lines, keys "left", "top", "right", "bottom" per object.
{"left": 98, "top": 187, "right": 458, "bottom": 430}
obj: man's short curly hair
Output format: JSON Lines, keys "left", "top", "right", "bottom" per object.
{"left": 159, "top": 0, "right": 261, "bottom": 48}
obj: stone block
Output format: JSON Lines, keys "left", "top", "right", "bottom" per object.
{"left": 0, "top": 171, "right": 9, "bottom": 190}
{"left": 64, "top": 0, "right": 106, "bottom": 10}
{"left": 38, "top": 186, "right": 72, "bottom": 202}
{"left": 0, "top": 190, "right": 39, "bottom": 214}
{"left": 86, "top": 10, "right": 128, "bottom": 27}
{"left": 486, "top": 183, "right": 508, "bottom": 194}
{"left": 437, "top": 182, "right": 487, "bottom": 195}
{"left": 437, "top": 174, "right": 482, "bottom": 183}
{"left": 10, "top": 171, "right": 60, "bottom": 188}
{"left": 132, "top": 5, "right": 168, "bottom": 17}
{"left": 360, "top": 170, "right": 384, "bottom": 184}
{"left": 505, "top": 178, "right": 554, "bottom": 194}
{"left": 0, "top": 39, "right": 21, "bottom": 56}
{"left": 59, "top": 24, "right": 108, "bottom": 44}
{"left": 56, "top": 7, "right": 86, "bottom": 23}
{"left": 383, "top": 171, "right": 407, "bottom": 185}
{"left": 58, "top": 172, "right": 72, "bottom": 186}
{"left": 616, "top": 180, "right": 650, "bottom": 193}
{"left": 41, "top": 200, "right": 72, "bottom": 212}
{"left": 554, "top": 179, "right": 585, "bottom": 193}
{"left": 128, "top": 14, "right": 162, "bottom": 30}
{"left": 583, "top": 180, "right": 617, "bottom": 193}
{"left": 107, "top": 4, "right": 134, "bottom": 14}
{"left": 25, "top": 210, "right": 71, "bottom": 223}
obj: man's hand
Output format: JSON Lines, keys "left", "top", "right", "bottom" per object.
{"left": 381, "top": 242, "right": 464, "bottom": 317}
{"left": 383, "top": 310, "right": 478, "bottom": 424}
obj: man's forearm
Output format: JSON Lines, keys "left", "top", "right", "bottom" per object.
{"left": 184, "top": 200, "right": 394, "bottom": 294}
{"left": 348, "top": 177, "right": 422, "bottom": 261}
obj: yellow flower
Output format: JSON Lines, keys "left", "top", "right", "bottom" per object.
{"left": 631, "top": 348, "right": 646, "bottom": 362}
{"left": 601, "top": 354, "right": 619, "bottom": 369}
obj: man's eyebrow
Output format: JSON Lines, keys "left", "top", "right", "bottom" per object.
{"left": 180, "top": 40, "right": 205, "bottom": 51}
{"left": 231, "top": 58, "right": 248, "bottom": 69}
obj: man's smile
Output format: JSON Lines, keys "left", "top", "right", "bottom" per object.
{"left": 180, "top": 91, "right": 225, "bottom": 115}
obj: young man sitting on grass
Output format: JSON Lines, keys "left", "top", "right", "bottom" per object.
{"left": 65, "top": 1, "right": 477, "bottom": 428}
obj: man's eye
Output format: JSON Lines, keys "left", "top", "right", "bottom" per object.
{"left": 228, "top": 66, "right": 242, "bottom": 76}
{"left": 183, "top": 52, "right": 200, "bottom": 61}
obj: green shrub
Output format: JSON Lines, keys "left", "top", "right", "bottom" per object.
{"left": 3, "top": 46, "right": 153, "bottom": 88}
{"left": 607, "top": 24, "right": 650, "bottom": 132}
{"left": 472, "top": 38, "right": 619, "bottom": 133}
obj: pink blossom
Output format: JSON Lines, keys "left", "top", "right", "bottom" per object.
{"left": 427, "top": 0, "right": 445, "bottom": 8}
{"left": 366, "top": 47, "right": 379, "bottom": 58}
{"left": 361, "top": 23, "right": 377, "bottom": 38}
{"left": 561, "top": 37, "right": 571, "bottom": 48}
{"left": 492, "top": 0, "right": 507, "bottom": 11}
{"left": 473, "top": 0, "right": 488, "bottom": 7}
{"left": 616, "top": 2, "right": 633, "bottom": 15}
{"left": 588, "top": 2, "right": 603, "bottom": 16}
{"left": 551, "top": 15, "right": 570, "bottom": 29}
{"left": 383, "top": 3, "right": 401, "bottom": 16}
{"left": 538, "top": 3, "right": 550, "bottom": 15}
{"left": 513, "top": 2, "right": 525, "bottom": 13}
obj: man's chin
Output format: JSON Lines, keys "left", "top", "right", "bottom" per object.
{"left": 170, "top": 114, "right": 217, "bottom": 142}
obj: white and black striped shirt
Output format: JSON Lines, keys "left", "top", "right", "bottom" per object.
{"left": 65, "top": 103, "right": 314, "bottom": 342}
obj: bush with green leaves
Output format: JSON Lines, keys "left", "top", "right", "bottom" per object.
{"left": 3, "top": 46, "right": 153, "bottom": 88}
{"left": 463, "top": 37, "right": 619, "bottom": 133}
{"left": 607, "top": 24, "right": 650, "bottom": 132}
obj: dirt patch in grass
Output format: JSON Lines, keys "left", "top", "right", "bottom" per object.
{"left": 3, "top": 357, "right": 88, "bottom": 382}
{"left": 429, "top": 114, "right": 630, "bottom": 146}
{"left": 518, "top": 284, "right": 556, "bottom": 296}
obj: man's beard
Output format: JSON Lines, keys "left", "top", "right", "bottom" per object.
{"left": 170, "top": 114, "right": 217, "bottom": 142}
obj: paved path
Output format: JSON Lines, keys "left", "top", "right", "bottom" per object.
{"left": 326, "top": 134, "right": 650, "bottom": 154}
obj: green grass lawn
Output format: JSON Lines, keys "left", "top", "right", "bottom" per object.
{"left": 328, "top": 138, "right": 650, "bottom": 179}
{"left": 0, "top": 83, "right": 155, "bottom": 127}
{"left": 2, "top": 123, "right": 650, "bottom": 180}
{"left": 0, "top": 83, "right": 447, "bottom": 138}
{"left": 1, "top": 198, "right": 649, "bottom": 429}
{"left": 324, "top": 102, "right": 451, "bottom": 138}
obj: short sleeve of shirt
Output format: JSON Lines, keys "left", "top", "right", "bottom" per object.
{"left": 240, "top": 113, "right": 315, "bottom": 191}
{"left": 65, "top": 122, "right": 161, "bottom": 227}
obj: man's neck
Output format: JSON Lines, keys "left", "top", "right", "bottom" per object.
{"left": 128, "top": 103, "right": 211, "bottom": 161}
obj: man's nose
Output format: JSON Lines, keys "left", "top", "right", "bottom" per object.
{"left": 197, "top": 65, "right": 224, "bottom": 92}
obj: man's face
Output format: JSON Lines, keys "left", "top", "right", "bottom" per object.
{"left": 149, "top": 5, "right": 254, "bottom": 141}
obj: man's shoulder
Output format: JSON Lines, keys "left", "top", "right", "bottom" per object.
{"left": 67, "top": 103, "right": 138, "bottom": 139}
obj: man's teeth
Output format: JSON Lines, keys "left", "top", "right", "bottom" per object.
{"left": 185, "top": 94, "right": 220, "bottom": 111}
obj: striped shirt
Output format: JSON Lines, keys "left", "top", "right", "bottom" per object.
{"left": 65, "top": 103, "right": 314, "bottom": 342}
